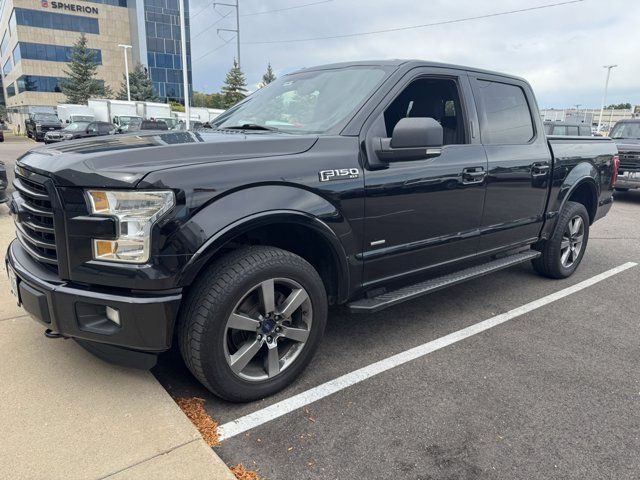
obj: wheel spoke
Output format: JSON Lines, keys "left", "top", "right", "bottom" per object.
{"left": 228, "top": 313, "right": 260, "bottom": 332}
{"left": 561, "top": 247, "right": 571, "bottom": 266}
{"left": 229, "top": 339, "right": 262, "bottom": 374}
{"left": 573, "top": 234, "right": 583, "bottom": 245}
{"left": 259, "top": 280, "right": 276, "bottom": 315}
{"left": 281, "top": 325, "right": 309, "bottom": 343}
{"left": 266, "top": 345, "right": 280, "bottom": 378}
{"left": 278, "top": 288, "right": 309, "bottom": 318}
{"left": 561, "top": 238, "right": 571, "bottom": 250}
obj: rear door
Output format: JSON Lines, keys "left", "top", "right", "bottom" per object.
{"left": 470, "top": 75, "right": 551, "bottom": 252}
{"left": 361, "top": 68, "right": 488, "bottom": 285}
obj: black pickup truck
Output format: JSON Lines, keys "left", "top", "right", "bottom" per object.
{"left": 25, "top": 112, "right": 62, "bottom": 141}
{"left": 6, "top": 60, "right": 619, "bottom": 401}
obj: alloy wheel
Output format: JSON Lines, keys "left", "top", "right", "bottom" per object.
{"left": 223, "top": 278, "right": 313, "bottom": 382}
{"left": 560, "top": 215, "right": 585, "bottom": 268}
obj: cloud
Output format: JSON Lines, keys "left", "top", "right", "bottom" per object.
{"left": 189, "top": 0, "right": 640, "bottom": 108}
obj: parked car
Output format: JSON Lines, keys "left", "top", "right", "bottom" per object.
{"left": 0, "top": 161, "right": 7, "bottom": 204}
{"left": 543, "top": 121, "right": 592, "bottom": 136}
{"left": 25, "top": 113, "right": 62, "bottom": 141}
{"left": 44, "top": 121, "right": 117, "bottom": 144}
{"left": 609, "top": 119, "right": 640, "bottom": 192}
{"left": 7, "top": 60, "right": 618, "bottom": 402}
{"left": 0, "top": 128, "right": 4, "bottom": 142}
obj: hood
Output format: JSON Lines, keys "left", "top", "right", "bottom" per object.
{"left": 16, "top": 130, "right": 319, "bottom": 188}
{"left": 613, "top": 138, "right": 640, "bottom": 151}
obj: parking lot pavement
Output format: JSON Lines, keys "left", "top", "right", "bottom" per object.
{"left": 154, "top": 193, "right": 640, "bottom": 479}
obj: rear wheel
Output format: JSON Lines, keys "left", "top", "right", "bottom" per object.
{"left": 532, "top": 201, "right": 589, "bottom": 279}
{"left": 178, "top": 246, "right": 327, "bottom": 402}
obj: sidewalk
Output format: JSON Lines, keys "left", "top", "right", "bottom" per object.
{"left": 0, "top": 209, "right": 235, "bottom": 480}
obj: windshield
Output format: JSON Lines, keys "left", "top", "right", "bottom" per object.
{"left": 610, "top": 122, "right": 640, "bottom": 139}
{"left": 34, "top": 114, "right": 58, "bottom": 123}
{"left": 213, "top": 67, "right": 388, "bottom": 134}
{"left": 64, "top": 122, "right": 90, "bottom": 132}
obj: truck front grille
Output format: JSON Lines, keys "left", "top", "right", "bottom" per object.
{"left": 619, "top": 152, "right": 640, "bottom": 172}
{"left": 13, "top": 169, "right": 58, "bottom": 269}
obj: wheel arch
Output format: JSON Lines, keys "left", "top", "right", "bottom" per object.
{"left": 177, "top": 186, "right": 355, "bottom": 304}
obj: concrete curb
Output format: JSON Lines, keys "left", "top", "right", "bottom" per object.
{"left": 0, "top": 214, "right": 235, "bottom": 480}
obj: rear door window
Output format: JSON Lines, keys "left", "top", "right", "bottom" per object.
{"left": 566, "top": 126, "right": 579, "bottom": 136}
{"left": 475, "top": 80, "right": 534, "bottom": 144}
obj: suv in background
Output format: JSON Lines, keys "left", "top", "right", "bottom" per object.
{"left": 25, "top": 113, "right": 62, "bottom": 141}
{"left": 544, "top": 121, "right": 592, "bottom": 136}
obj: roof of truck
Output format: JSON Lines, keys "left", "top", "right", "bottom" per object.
{"left": 293, "top": 60, "right": 528, "bottom": 83}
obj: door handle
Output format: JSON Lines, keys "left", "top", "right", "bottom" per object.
{"left": 462, "top": 167, "right": 486, "bottom": 184}
{"left": 531, "top": 162, "right": 550, "bottom": 177}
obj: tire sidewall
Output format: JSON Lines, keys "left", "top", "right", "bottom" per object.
{"left": 197, "top": 254, "right": 327, "bottom": 401}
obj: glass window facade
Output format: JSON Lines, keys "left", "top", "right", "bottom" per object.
{"left": 9, "top": 10, "right": 16, "bottom": 36}
{"left": 86, "top": 0, "right": 127, "bottom": 5}
{"left": 17, "top": 75, "right": 63, "bottom": 93}
{"left": 144, "top": 0, "right": 191, "bottom": 103}
{"left": 0, "top": 30, "right": 8, "bottom": 57}
{"left": 12, "top": 44, "right": 20, "bottom": 64}
{"left": 6, "top": 82, "right": 16, "bottom": 97}
{"left": 17, "top": 42, "right": 102, "bottom": 64}
{"left": 2, "top": 57, "right": 12, "bottom": 75}
{"left": 14, "top": 8, "right": 100, "bottom": 34}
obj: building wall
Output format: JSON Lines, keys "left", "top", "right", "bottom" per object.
{"left": 0, "top": 0, "right": 132, "bottom": 108}
{"left": 0, "top": 0, "right": 192, "bottom": 110}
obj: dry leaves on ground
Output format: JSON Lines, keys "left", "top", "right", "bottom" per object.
{"left": 230, "top": 464, "right": 261, "bottom": 480}
{"left": 175, "top": 397, "right": 220, "bottom": 447}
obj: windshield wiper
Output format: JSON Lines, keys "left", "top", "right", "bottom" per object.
{"left": 221, "top": 123, "right": 279, "bottom": 132}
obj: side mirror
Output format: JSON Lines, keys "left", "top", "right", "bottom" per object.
{"left": 375, "top": 117, "right": 443, "bottom": 162}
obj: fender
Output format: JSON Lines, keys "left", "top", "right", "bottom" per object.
{"left": 176, "top": 185, "right": 357, "bottom": 301}
{"left": 541, "top": 161, "right": 599, "bottom": 238}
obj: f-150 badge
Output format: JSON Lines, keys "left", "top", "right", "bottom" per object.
{"left": 319, "top": 168, "right": 360, "bottom": 182}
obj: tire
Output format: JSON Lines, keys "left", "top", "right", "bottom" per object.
{"left": 532, "top": 201, "right": 590, "bottom": 279}
{"left": 178, "top": 246, "right": 327, "bottom": 402}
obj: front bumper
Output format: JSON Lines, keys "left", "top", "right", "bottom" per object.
{"left": 616, "top": 172, "right": 640, "bottom": 190}
{"left": 6, "top": 240, "right": 183, "bottom": 368}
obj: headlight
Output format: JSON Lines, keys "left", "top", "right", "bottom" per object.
{"left": 63, "top": 133, "right": 74, "bottom": 140}
{"left": 86, "top": 190, "right": 175, "bottom": 263}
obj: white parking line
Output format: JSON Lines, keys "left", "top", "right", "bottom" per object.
{"left": 218, "top": 262, "right": 637, "bottom": 441}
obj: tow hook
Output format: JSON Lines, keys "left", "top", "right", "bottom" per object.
{"left": 44, "top": 329, "right": 68, "bottom": 339}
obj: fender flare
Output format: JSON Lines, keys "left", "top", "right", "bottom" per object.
{"left": 176, "top": 185, "right": 355, "bottom": 301}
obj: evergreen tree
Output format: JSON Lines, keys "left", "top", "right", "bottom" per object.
{"left": 60, "top": 34, "right": 109, "bottom": 103}
{"left": 261, "top": 62, "right": 276, "bottom": 87}
{"left": 221, "top": 59, "right": 248, "bottom": 108}
{"left": 117, "top": 63, "right": 158, "bottom": 101}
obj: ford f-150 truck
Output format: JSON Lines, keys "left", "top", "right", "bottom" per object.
{"left": 6, "top": 61, "right": 619, "bottom": 402}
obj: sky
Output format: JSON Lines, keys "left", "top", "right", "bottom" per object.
{"left": 188, "top": 0, "right": 639, "bottom": 109}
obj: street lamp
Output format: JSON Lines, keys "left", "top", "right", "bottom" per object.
{"left": 118, "top": 44, "right": 132, "bottom": 102}
{"left": 597, "top": 65, "right": 618, "bottom": 132}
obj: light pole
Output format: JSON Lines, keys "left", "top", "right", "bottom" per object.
{"left": 178, "top": 0, "right": 190, "bottom": 129}
{"left": 574, "top": 104, "right": 581, "bottom": 122}
{"left": 597, "top": 65, "right": 618, "bottom": 132}
{"left": 118, "top": 44, "right": 132, "bottom": 101}
{"left": 216, "top": 0, "right": 241, "bottom": 69}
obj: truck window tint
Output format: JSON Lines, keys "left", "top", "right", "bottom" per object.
{"left": 383, "top": 78, "right": 466, "bottom": 145}
{"left": 566, "top": 126, "right": 579, "bottom": 136}
{"left": 579, "top": 125, "right": 591, "bottom": 136}
{"left": 552, "top": 125, "right": 567, "bottom": 136}
{"left": 476, "top": 80, "right": 534, "bottom": 144}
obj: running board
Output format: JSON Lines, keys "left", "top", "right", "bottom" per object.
{"left": 348, "top": 251, "right": 541, "bottom": 313}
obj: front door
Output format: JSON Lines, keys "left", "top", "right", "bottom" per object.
{"left": 361, "top": 72, "right": 488, "bottom": 285}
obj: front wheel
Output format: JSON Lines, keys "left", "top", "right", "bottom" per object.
{"left": 532, "top": 201, "right": 590, "bottom": 279}
{"left": 178, "top": 246, "right": 327, "bottom": 402}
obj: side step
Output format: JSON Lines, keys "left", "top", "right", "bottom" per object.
{"left": 348, "top": 250, "right": 541, "bottom": 313}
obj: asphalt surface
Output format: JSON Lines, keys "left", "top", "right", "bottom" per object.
{"left": 155, "top": 193, "right": 640, "bottom": 480}
{"left": 3, "top": 139, "right": 639, "bottom": 479}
